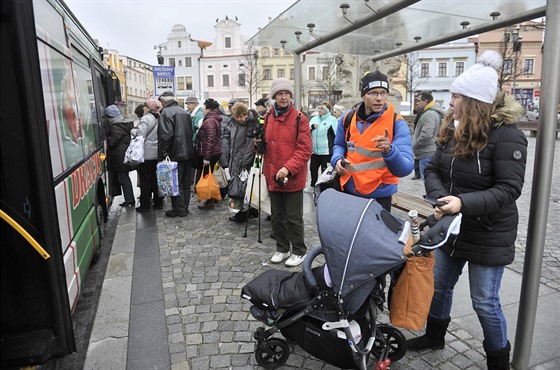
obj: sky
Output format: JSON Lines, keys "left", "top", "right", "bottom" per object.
{"left": 64, "top": 0, "right": 296, "bottom": 66}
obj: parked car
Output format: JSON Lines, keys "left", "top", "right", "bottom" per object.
{"left": 525, "top": 106, "right": 560, "bottom": 122}
{"left": 525, "top": 106, "right": 539, "bottom": 121}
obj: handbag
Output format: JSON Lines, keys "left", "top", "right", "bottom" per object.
{"left": 123, "top": 136, "right": 145, "bottom": 166}
{"left": 213, "top": 163, "right": 229, "bottom": 189}
{"left": 196, "top": 164, "right": 222, "bottom": 201}
{"left": 228, "top": 170, "right": 248, "bottom": 198}
{"left": 389, "top": 249, "right": 435, "bottom": 331}
{"left": 244, "top": 165, "right": 271, "bottom": 215}
{"left": 156, "top": 157, "right": 180, "bottom": 197}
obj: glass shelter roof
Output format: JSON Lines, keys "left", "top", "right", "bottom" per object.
{"left": 248, "top": 0, "right": 546, "bottom": 58}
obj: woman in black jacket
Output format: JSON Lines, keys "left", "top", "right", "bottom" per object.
{"left": 105, "top": 105, "right": 135, "bottom": 207}
{"left": 407, "top": 51, "right": 527, "bottom": 370}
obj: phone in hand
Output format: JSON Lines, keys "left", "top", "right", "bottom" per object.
{"left": 423, "top": 197, "right": 447, "bottom": 207}
{"left": 275, "top": 177, "right": 287, "bottom": 187}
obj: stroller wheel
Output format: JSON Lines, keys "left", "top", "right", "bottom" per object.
{"left": 371, "top": 324, "right": 407, "bottom": 362}
{"left": 255, "top": 338, "right": 290, "bottom": 368}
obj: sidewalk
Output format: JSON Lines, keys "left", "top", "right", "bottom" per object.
{"left": 84, "top": 135, "right": 559, "bottom": 369}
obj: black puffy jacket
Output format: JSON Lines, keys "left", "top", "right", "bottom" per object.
{"left": 158, "top": 101, "right": 193, "bottom": 161}
{"left": 424, "top": 97, "right": 527, "bottom": 266}
{"left": 107, "top": 116, "right": 134, "bottom": 172}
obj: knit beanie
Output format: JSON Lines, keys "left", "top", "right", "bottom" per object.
{"left": 104, "top": 104, "right": 120, "bottom": 118}
{"left": 145, "top": 97, "right": 162, "bottom": 112}
{"left": 450, "top": 50, "right": 502, "bottom": 104}
{"left": 360, "top": 71, "right": 389, "bottom": 96}
{"left": 270, "top": 78, "right": 294, "bottom": 99}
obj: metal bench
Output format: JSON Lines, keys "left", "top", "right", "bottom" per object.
{"left": 391, "top": 192, "right": 434, "bottom": 220}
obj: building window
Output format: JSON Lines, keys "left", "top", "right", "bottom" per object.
{"left": 207, "top": 75, "right": 214, "bottom": 87}
{"left": 178, "top": 41, "right": 181, "bottom": 48}
{"left": 178, "top": 60, "right": 182, "bottom": 67}
{"left": 186, "top": 76, "right": 192, "bottom": 90}
{"left": 420, "top": 62, "right": 430, "bottom": 78}
{"left": 273, "top": 48, "right": 280, "bottom": 56}
{"left": 177, "top": 76, "right": 185, "bottom": 90}
{"left": 290, "top": 68, "right": 294, "bottom": 79}
{"left": 523, "top": 59, "right": 534, "bottom": 74}
{"left": 437, "top": 62, "right": 447, "bottom": 77}
{"left": 222, "top": 74, "right": 229, "bottom": 87}
{"left": 225, "top": 37, "right": 231, "bottom": 48}
{"left": 322, "top": 66, "right": 329, "bottom": 80}
{"left": 455, "top": 61, "right": 464, "bottom": 76}
{"left": 263, "top": 68, "right": 272, "bottom": 80}
{"left": 309, "top": 66, "right": 316, "bottom": 80}
{"left": 169, "top": 58, "right": 176, "bottom": 67}
{"left": 185, "top": 57, "right": 192, "bottom": 67}
{"left": 278, "top": 69, "right": 285, "bottom": 78}
{"left": 504, "top": 59, "right": 513, "bottom": 74}
{"left": 238, "top": 73, "right": 246, "bottom": 86}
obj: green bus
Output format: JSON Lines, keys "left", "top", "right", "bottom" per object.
{"left": 1, "top": 0, "right": 121, "bottom": 365}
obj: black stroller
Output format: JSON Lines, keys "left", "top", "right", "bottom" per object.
{"left": 241, "top": 189, "right": 461, "bottom": 369}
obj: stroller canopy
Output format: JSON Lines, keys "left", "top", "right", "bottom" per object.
{"left": 317, "top": 189, "right": 407, "bottom": 314}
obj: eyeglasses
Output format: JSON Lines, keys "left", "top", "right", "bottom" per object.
{"left": 365, "top": 91, "right": 388, "bottom": 98}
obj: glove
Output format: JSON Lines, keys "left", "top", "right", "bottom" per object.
{"left": 203, "top": 159, "right": 210, "bottom": 165}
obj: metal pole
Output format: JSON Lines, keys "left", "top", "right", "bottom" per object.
{"left": 294, "top": 53, "right": 301, "bottom": 110}
{"left": 512, "top": 0, "right": 560, "bottom": 368}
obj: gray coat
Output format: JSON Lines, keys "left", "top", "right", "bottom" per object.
{"left": 131, "top": 112, "right": 158, "bottom": 160}
{"left": 412, "top": 103, "right": 444, "bottom": 159}
{"left": 228, "top": 113, "right": 257, "bottom": 176}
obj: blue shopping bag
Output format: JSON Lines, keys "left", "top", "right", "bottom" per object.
{"left": 156, "top": 157, "right": 180, "bottom": 197}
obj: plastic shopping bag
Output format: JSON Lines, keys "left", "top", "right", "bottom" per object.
{"left": 124, "top": 136, "right": 145, "bottom": 166}
{"left": 156, "top": 157, "right": 179, "bottom": 196}
{"left": 196, "top": 165, "right": 222, "bottom": 201}
{"left": 244, "top": 166, "right": 270, "bottom": 215}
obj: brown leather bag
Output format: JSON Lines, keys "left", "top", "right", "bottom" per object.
{"left": 389, "top": 245, "right": 435, "bottom": 331}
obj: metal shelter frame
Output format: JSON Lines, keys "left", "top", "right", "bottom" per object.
{"left": 248, "top": 1, "right": 560, "bottom": 369}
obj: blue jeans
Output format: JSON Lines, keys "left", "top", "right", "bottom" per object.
{"left": 418, "top": 157, "right": 431, "bottom": 181}
{"left": 429, "top": 248, "right": 508, "bottom": 352}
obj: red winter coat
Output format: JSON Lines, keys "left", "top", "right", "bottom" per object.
{"left": 263, "top": 104, "right": 312, "bottom": 192}
{"left": 197, "top": 109, "right": 223, "bottom": 161}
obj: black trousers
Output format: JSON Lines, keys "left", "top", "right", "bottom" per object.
{"left": 310, "top": 154, "right": 330, "bottom": 187}
{"left": 138, "top": 159, "right": 163, "bottom": 208}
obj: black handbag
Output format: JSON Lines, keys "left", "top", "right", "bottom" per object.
{"left": 228, "top": 172, "right": 247, "bottom": 198}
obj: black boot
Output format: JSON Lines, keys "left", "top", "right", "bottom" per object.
{"left": 485, "top": 341, "right": 511, "bottom": 370}
{"left": 407, "top": 317, "right": 450, "bottom": 351}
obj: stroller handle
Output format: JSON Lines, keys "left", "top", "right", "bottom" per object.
{"left": 303, "top": 246, "right": 323, "bottom": 293}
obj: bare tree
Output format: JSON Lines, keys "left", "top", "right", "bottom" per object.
{"left": 403, "top": 52, "right": 428, "bottom": 103}
{"left": 236, "top": 47, "right": 265, "bottom": 106}
{"left": 314, "top": 57, "right": 344, "bottom": 106}
{"left": 496, "top": 27, "right": 523, "bottom": 91}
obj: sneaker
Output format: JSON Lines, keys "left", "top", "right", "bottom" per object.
{"left": 303, "top": 186, "right": 314, "bottom": 193}
{"left": 270, "top": 251, "right": 291, "bottom": 263}
{"left": 285, "top": 254, "right": 306, "bottom": 267}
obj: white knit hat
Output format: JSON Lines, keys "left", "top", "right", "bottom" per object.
{"left": 270, "top": 78, "right": 294, "bottom": 99}
{"left": 450, "top": 50, "right": 502, "bottom": 104}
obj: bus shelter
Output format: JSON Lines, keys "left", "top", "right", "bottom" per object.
{"left": 249, "top": 1, "right": 559, "bottom": 369}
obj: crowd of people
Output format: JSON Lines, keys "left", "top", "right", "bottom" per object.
{"left": 104, "top": 48, "right": 527, "bottom": 369}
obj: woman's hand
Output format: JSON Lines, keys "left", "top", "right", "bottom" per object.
{"left": 436, "top": 195, "right": 462, "bottom": 215}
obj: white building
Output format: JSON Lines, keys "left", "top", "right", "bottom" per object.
{"left": 200, "top": 16, "right": 252, "bottom": 107}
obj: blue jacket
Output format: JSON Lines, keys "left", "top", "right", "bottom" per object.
{"left": 309, "top": 112, "right": 338, "bottom": 155}
{"left": 330, "top": 102, "right": 413, "bottom": 199}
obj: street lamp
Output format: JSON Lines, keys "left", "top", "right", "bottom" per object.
{"left": 154, "top": 44, "right": 165, "bottom": 65}
{"left": 511, "top": 26, "right": 522, "bottom": 101}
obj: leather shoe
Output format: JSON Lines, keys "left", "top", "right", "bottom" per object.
{"left": 229, "top": 215, "right": 245, "bottom": 223}
{"left": 165, "top": 210, "right": 187, "bottom": 217}
{"left": 120, "top": 201, "right": 135, "bottom": 207}
{"left": 153, "top": 204, "right": 163, "bottom": 210}
{"left": 411, "top": 175, "right": 420, "bottom": 180}
{"left": 270, "top": 233, "right": 276, "bottom": 240}
{"left": 135, "top": 206, "right": 150, "bottom": 212}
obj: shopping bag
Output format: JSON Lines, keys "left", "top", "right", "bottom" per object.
{"left": 244, "top": 166, "right": 271, "bottom": 215}
{"left": 213, "top": 163, "right": 229, "bottom": 189}
{"left": 196, "top": 165, "right": 222, "bottom": 201}
{"left": 228, "top": 170, "right": 248, "bottom": 198}
{"left": 389, "top": 250, "right": 435, "bottom": 331}
{"left": 156, "top": 157, "right": 179, "bottom": 197}
{"left": 124, "top": 136, "right": 145, "bottom": 166}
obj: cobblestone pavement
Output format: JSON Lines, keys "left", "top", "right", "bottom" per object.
{"left": 155, "top": 135, "right": 558, "bottom": 370}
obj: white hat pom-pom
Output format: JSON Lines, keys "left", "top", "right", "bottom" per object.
{"left": 477, "top": 50, "right": 503, "bottom": 70}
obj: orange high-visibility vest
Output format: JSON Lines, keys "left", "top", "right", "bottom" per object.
{"left": 340, "top": 106, "right": 401, "bottom": 194}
